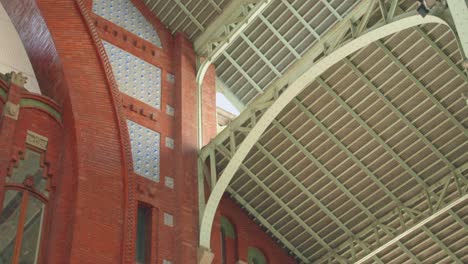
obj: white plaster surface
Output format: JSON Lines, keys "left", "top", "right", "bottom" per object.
{"left": 0, "top": 3, "right": 41, "bottom": 94}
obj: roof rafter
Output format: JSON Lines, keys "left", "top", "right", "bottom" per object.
{"left": 279, "top": 0, "right": 320, "bottom": 40}
{"left": 272, "top": 119, "right": 421, "bottom": 263}
{"left": 253, "top": 142, "right": 384, "bottom": 264}
{"left": 257, "top": 14, "right": 301, "bottom": 59}
{"left": 226, "top": 187, "right": 310, "bottom": 263}
{"left": 355, "top": 194, "right": 468, "bottom": 264}
{"left": 343, "top": 57, "right": 460, "bottom": 179}
{"left": 171, "top": 0, "right": 205, "bottom": 31}
{"left": 238, "top": 33, "right": 282, "bottom": 77}
{"left": 199, "top": 12, "right": 449, "bottom": 253}
{"left": 194, "top": 0, "right": 272, "bottom": 58}
{"left": 217, "top": 146, "right": 336, "bottom": 263}
{"left": 222, "top": 51, "right": 263, "bottom": 94}
{"left": 315, "top": 165, "right": 467, "bottom": 262}
{"left": 375, "top": 40, "right": 467, "bottom": 137}
{"left": 414, "top": 27, "right": 468, "bottom": 82}
{"left": 316, "top": 75, "right": 463, "bottom": 262}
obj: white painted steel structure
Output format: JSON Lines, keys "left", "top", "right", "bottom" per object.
{"left": 143, "top": 0, "right": 468, "bottom": 263}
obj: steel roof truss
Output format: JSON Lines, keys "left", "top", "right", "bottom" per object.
{"left": 318, "top": 170, "right": 467, "bottom": 262}
{"left": 272, "top": 119, "right": 421, "bottom": 263}
{"left": 251, "top": 143, "right": 384, "bottom": 264}
{"left": 227, "top": 187, "right": 310, "bottom": 263}
{"left": 217, "top": 144, "right": 334, "bottom": 263}
{"left": 172, "top": 0, "right": 205, "bottom": 31}
{"left": 355, "top": 194, "right": 468, "bottom": 264}
{"left": 375, "top": 41, "right": 467, "bottom": 137}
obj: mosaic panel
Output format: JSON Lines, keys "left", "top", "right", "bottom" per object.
{"left": 103, "top": 41, "right": 161, "bottom": 109}
{"left": 127, "top": 120, "right": 160, "bottom": 181}
{"left": 92, "top": 0, "right": 162, "bottom": 47}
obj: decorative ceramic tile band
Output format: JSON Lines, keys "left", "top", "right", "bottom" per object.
{"left": 127, "top": 120, "right": 160, "bottom": 181}
{"left": 92, "top": 0, "right": 162, "bottom": 47}
{"left": 103, "top": 41, "right": 161, "bottom": 109}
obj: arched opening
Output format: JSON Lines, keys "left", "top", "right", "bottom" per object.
{"left": 247, "top": 247, "right": 267, "bottom": 264}
{"left": 220, "top": 216, "right": 237, "bottom": 264}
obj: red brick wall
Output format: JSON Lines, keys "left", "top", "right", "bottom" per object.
{"left": 0, "top": 0, "right": 134, "bottom": 263}
{"left": 0, "top": 1, "right": 297, "bottom": 264}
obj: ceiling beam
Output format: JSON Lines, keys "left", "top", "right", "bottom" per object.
{"left": 239, "top": 33, "right": 282, "bottom": 77}
{"left": 343, "top": 57, "right": 459, "bottom": 178}
{"left": 375, "top": 40, "right": 467, "bottom": 137}
{"left": 316, "top": 75, "right": 463, "bottom": 262}
{"left": 294, "top": 93, "right": 464, "bottom": 262}
{"left": 257, "top": 14, "right": 301, "bottom": 59}
{"left": 355, "top": 194, "right": 468, "bottom": 264}
{"left": 194, "top": 0, "right": 272, "bottom": 58}
{"left": 315, "top": 163, "right": 466, "bottom": 262}
{"left": 413, "top": 27, "right": 468, "bottom": 82}
{"left": 279, "top": 0, "right": 320, "bottom": 40}
{"left": 207, "top": 0, "right": 222, "bottom": 14}
{"left": 217, "top": 146, "right": 333, "bottom": 263}
{"left": 171, "top": 0, "right": 205, "bottom": 31}
{"left": 253, "top": 142, "right": 383, "bottom": 264}
{"left": 222, "top": 51, "right": 264, "bottom": 94}
{"left": 293, "top": 97, "right": 403, "bottom": 205}
{"left": 199, "top": 12, "right": 448, "bottom": 250}
{"left": 272, "top": 119, "right": 421, "bottom": 263}
{"left": 227, "top": 187, "right": 309, "bottom": 263}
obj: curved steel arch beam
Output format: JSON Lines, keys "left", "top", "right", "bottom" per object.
{"left": 199, "top": 14, "right": 449, "bottom": 249}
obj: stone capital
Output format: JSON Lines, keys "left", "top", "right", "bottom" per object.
{"left": 198, "top": 246, "right": 214, "bottom": 264}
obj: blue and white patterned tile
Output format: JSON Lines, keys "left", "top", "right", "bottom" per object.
{"left": 103, "top": 41, "right": 161, "bottom": 109}
{"left": 92, "top": 0, "right": 162, "bottom": 47}
{"left": 127, "top": 120, "right": 160, "bottom": 181}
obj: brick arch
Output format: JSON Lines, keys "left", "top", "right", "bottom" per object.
{"left": 0, "top": 1, "right": 136, "bottom": 263}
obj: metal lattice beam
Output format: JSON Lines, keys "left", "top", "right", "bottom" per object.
{"left": 375, "top": 40, "right": 467, "bottom": 137}
{"left": 355, "top": 194, "right": 468, "bottom": 264}
{"left": 171, "top": 0, "right": 205, "bottom": 31}
{"left": 316, "top": 76, "right": 463, "bottom": 262}
{"left": 227, "top": 187, "right": 309, "bottom": 263}
{"left": 217, "top": 145, "right": 335, "bottom": 263}
{"left": 199, "top": 12, "right": 449, "bottom": 251}
{"left": 272, "top": 119, "right": 421, "bottom": 263}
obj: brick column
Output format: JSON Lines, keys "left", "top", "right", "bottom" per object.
{"left": 173, "top": 32, "right": 199, "bottom": 263}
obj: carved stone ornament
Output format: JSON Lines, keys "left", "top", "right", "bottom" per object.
{"left": 26, "top": 130, "right": 48, "bottom": 150}
{"left": 10, "top": 72, "right": 28, "bottom": 87}
{"left": 4, "top": 101, "right": 19, "bottom": 120}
